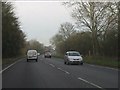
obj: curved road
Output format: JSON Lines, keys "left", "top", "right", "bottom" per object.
{"left": 2, "top": 55, "right": 118, "bottom": 89}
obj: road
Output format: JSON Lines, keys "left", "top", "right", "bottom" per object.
{"left": 2, "top": 55, "right": 118, "bottom": 89}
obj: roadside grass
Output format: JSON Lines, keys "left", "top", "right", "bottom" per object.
{"left": 0, "top": 59, "right": 2, "bottom": 66}
{"left": 52, "top": 54, "right": 64, "bottom": 59}
{"left": 2, "top": 56, "right": 26, "bottom": 69}
{"left": 52, "top": 54, "right": 119, "bottom": 69}
{"left": 84, "top": 56, "right": 119, "bottom": 69}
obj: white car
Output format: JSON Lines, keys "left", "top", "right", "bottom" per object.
{"left": 64, "top": 51, "right": 83, "bottom": 65}
{"left": 27, "top": 50, "right": 38, "bottom": 62}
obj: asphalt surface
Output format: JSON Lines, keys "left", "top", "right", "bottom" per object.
{"left": 2, "top": 55, "right": 118, "bottom": 88}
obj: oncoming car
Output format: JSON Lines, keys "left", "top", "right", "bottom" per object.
{"left": 64, "top": 51, "right": 83, "bottom": 65}
{"left": 27, "top": 50, "right": 38, "bottom": 62}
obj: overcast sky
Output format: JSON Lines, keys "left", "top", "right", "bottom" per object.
{"left": 13, "top": 1, "right": 75, "bottom": 46}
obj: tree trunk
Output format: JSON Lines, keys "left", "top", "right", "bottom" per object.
{"left": 118, "top": 2, "right": 120, "bottom": 59}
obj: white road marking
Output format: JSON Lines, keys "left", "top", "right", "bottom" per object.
{"left": 78, "top": 77, "right": 102, "bottom": 88}
{"left": 102, "top": 67, "right": 118, "bottom": 71}
{"left": 90, "top": 65, "right": 95, "bottom": 67}
{"left": 65, "top": 71, "right": 70, "bottom": 74}
{"left": 57, "top": 68, "right": 62, "bottom": 70}
{"left": 88, "top": 64, "right": 118, "bottom": 71}
{"left": 49, "top": 64, "right": 55, "bottom": 67}
{"left": 57, "top": 68, "right": 70, "bottom": 74}
{"left": 0, "top": 59, "right": 23, "bottom": 74}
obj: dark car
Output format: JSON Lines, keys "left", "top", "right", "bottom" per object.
{"left": 44, "top": 52, "right": 51, "bottom": 58}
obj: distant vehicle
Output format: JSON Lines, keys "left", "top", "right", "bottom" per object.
{"left": 37, "top": 53, "right": 40, "bottom": 56}
{"left": 44, "top": 52, "right": 51, "bottom": 58}
{"left": 64, "top": 51, "right": 83, "bottom": 65}
{"left": 27, "top": 50, "right": 38, "bottom": 62}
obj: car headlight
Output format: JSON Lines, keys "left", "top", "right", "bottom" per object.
{"left": 80, "top": 57, "right": 83, "bottom": 60}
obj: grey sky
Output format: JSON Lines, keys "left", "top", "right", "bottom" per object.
{"left": 13, "top": 1, "right": 75, "bottom": 46}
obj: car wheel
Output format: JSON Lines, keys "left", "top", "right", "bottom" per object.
{"left": 27, "top": 59, "right": 29, "bottom": 62}
{"left": 64, "top": 61, "right": 66, "bottom": 64}
{"left": 66, "top": 61, "right": 69, "bottom": 65}
{"left": 80, "top": 62, "right": 83, "bottom": 65}
{"left": 36, "top": 59, "right": 38, "bottom": 62}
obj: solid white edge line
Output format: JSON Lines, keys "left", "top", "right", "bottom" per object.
{"left": 0, "top": 59, "right": 23, "bottom": 74}
{"left": 86, "top": 63, "right": 118, "bottom": 71}
{"left": 78, "top": 77, "right": 102, "bottom": 88}
{"left": 90, "top": 65, "right": 95, "bottom": 67}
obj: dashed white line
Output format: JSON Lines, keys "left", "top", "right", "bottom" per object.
{"left": 57, "top": 68, "right": 65, "bottom": 71}
{"left": 65, "top": 71, "right": 70, "bottom": 74}
{"left": 78, "top": 77, "right": 102, "bottom": 88}
{"left": 49, "top": 64, "right": 55, "bottom": 67}
{"left": 57, "top": 68, "right": 62, "bottom": 70}
{"left": 57, "top": 68, "right": 70, "bottom": 74}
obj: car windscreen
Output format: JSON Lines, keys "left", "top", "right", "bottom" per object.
{"left": 45, "top": 52, "right": 51, "bottom": 54}
{"left": 68, "top": 52, "right": 80, "bottom": 56}
{"left": 27, "top": 50, "right": 37, "bottom": 55}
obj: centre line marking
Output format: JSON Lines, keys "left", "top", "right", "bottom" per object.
{"left": 57, "top": 68, "right": 70, "bottom": 74}
{"left": 78, "top": 77, "right": 102, "bottom": 89}
{"left": 65, "top": 71, "right": 70, "bottom": 74}
{"left": 49, "top": 64, "right": 55, "bottom": 67}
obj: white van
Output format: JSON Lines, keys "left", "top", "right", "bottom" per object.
{"left": 27, "top": 50, "right": 38, "bottom": 62}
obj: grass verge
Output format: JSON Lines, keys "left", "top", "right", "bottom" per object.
{"left": 2, "top": 56, "right": 26, "bottom": 69}
{"left": 52, "top": 54, "right": 64, "bottom": 59}
{"left": 84, "top": 56, "right": 119, "bottom": 69}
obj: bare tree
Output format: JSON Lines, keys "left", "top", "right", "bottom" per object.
{"left": 59, "top": 22, "right": 76, "bottom": 40}
{"left": 63, "top": 1, "right": 118, "bottom": 55}
{"left": 117, "top": 1, "right": 120, "bottom": 58}
{"left": 27, "top": 39, "right": 44, "bottom": 53}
